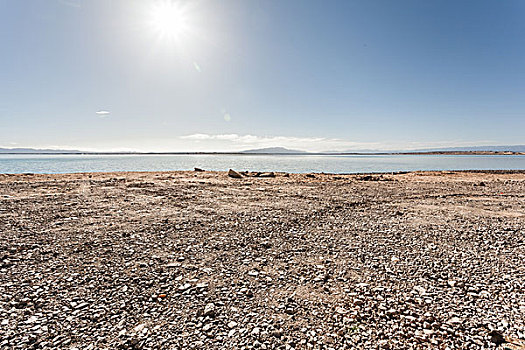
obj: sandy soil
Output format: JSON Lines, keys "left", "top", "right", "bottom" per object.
{"left": 0, "top": 170, "right": 524, "bottom": 349}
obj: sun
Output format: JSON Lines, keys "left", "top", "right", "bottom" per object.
{"left": 150, "top": 1, "right": 190, "bottom": 40}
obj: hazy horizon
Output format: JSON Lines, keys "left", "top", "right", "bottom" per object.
{"left": 1, "top": 1, "right": 524, "bottom": 152}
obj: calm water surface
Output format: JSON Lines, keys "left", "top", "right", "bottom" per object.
{"left": 0, "top": 154, "right": 524, "bottom": 174}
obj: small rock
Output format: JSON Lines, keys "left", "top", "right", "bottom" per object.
{"left": 133, "top": 323, "right": 147, "bottom": 333}
{"left": 228, "top": 169, "right": 243, "bottom": 178}
{"left": 386, "top": 309, "right": 398, "bottom": 317}
{"left": 203, "top": 303, "right": 216, "bottom": 317}
{"left": 447, "top": 317, "right": 462, "bottom": 325}
{"left": 258, "top": 172, "right": 275, "bottom": 178}
{"left": 335, "top": 307, "right": 347, "bottom": 315}
{"left": 413, "top": 286, "right": 426, "bottom": 295}
{"left": 178, "top": 283, "right": 191, "bottom": 291}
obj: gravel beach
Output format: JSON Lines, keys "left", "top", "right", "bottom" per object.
{"left": 1, "top": 170, "right": 524, "bottom": 349}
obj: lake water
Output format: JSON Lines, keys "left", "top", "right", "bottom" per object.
{"left": 1, "top": 154, "right": 524, "bottom": 174}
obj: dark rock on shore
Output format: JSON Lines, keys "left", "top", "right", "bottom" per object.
{"left": 228, "top": 169, "right": 243, "bottom": 178}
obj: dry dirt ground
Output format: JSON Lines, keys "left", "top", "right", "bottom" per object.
{"left": 0, "top": 170, "right": 524, "bottom": 349}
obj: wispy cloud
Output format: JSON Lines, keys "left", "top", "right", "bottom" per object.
{"left": 96, "top": 110, "right": 110, "bottom": 117}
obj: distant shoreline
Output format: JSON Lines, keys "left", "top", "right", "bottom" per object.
{"left": 1, "top": 151, "right": 524, "bottom": 156}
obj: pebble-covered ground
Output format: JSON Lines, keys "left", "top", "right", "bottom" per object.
{"left": 0, "top": 170, "right": 524, "bottom": 349}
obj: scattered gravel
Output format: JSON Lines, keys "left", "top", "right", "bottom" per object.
{"left": 0, "top": 170, "right": 524, "bottom": 349}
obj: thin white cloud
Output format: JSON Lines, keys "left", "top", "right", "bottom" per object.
{"left": 193, "top": 62, "right": 201, "bottom": 73}
{"left": 181, "top": 133, "right": 210, "bottom": 140}
{"left": 96, "top": 110, "right": 110, "bottom": 117}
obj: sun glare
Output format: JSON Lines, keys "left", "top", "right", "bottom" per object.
{"left": 150, "top": 2, "right": 190, "bottom": 40}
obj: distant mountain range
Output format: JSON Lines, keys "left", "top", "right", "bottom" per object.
{"left": 332, "top": 145, "right": 525, "bottom": 154}
{"left": 243, "top": 145, "right": 525, "bottom": 154}
{"left": 412, "top": 145, "right": 525, "bottom": 153}
{"left": 0, "top": 147, "right": 84, "bottom": 154}
{"left": 241, "top": 147, "right": 308, "bottom": 154}
{"left": 242, "top": 145, "right": 525, "bottom": 154}
{"left": 1, "top": 145, "right": 524, "bottom": 154}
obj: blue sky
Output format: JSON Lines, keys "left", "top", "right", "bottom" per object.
{"left": 1, "top": 0, "right": 524, "bottom": 151}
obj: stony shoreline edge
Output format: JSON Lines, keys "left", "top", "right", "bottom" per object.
{"left": 1, "top": 168, "right": 525, "bottom": 177}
